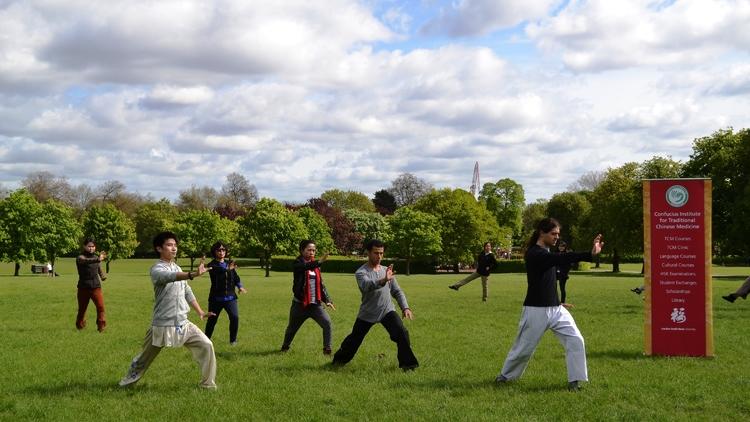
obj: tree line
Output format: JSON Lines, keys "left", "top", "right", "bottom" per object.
{"left": 1, "top": 128, "right": 748, "bottom": 276}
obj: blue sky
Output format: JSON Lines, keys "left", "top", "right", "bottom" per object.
{"left": 1, "top": 0, "right": 749, "bottom": 203}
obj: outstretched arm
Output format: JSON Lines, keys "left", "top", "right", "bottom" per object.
{"left": 189, "top": 299, "right": 215, "bottom": 320}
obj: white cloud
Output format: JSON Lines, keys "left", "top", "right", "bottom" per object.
{"left": 421, "top": 0, "right": 560, "bottom": 36}
{"left": 527, "top": 0, "right": 750, "bottom": 72}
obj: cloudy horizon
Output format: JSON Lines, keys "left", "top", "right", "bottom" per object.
{"left": 1, "top": 0, "right": 748, "bottom": 203}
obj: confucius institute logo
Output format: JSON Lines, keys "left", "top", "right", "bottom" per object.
{"left": 666, "top": 185, "right": 689, "bottom": 208}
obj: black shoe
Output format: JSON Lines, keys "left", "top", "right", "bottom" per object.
{"left": 568, "top": 381, "right": 581, "bottom": 391}
{"left": 495, "top": 375, "right": 510, "bottom": 385}
{"left": 401, "top": 364, "right": 419, "bottom": 372}
{"left": 722, "top": 294, "right": 737, "bottom": 303}
{"left": 280, "top": 345, "right": 290, "bottom": 352}
{"left": 323, "top": 348, "right": 332, "bottom": 356}
{"left": 449, "top": 285, "right": 459, "bottom": 291}
{"left": 631, "top": 287, "right": 643, "bottom": 295}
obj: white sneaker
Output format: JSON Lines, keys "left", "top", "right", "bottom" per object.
{"left": 119, "top": 368, "right": 142, "bottom": 387}
{"left": 230, "top": 341, "right": 238, "bottom": 346}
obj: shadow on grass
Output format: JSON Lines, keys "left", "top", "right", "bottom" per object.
{"left": 713, "top": 275, "right": 748, "bottom": 281}
{"left": 574, "top": 271, "right": 644, "bottom": 278}
{"left": 23, "top": 380, "right": 204, "bottom": 396}
{"left": 395, "top": 378, "right": 571, "bottom": 394}
{"left": 216, "top": 348, "right": 282, "bottom": 360}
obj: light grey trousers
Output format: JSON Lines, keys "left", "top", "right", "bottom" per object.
{"left": 499, "top": 306, "right": 587, "bottom": 383}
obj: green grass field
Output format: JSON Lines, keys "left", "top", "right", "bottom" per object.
{"left": 1, "top": 259, "right": 749, "bottom": 421}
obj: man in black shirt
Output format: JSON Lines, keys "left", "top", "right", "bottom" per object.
{"left": 496, "top": 218, "right": 602, "bottom": 391}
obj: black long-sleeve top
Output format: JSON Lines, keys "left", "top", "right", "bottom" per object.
{"left": 207, "top": 260, "right": 243, "bottom": 301}
{"left": 76, "top": 252, "right": 106, "bottom": 289}
{"left": 476, "top": 252, "right": 498, "bottom": 276}
{"left": 523, "top": 244, "right": 592, "bottom": 307}
{"left": 291, "top": 256, "right": 331, "bottom": 304}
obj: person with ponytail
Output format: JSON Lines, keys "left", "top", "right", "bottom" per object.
{"left": 496, "top": 218, "right": 603, "bottom": 391}
{"left": 280, "top": 240, "right": 335, "bottom": 355}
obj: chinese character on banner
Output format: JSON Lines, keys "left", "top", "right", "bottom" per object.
{"left": 670, "top": 308, "right": 687, "bottom": 324}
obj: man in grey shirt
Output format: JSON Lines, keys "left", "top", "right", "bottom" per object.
{"left": 332, "top": 239, "right": 419, "bottom": 370}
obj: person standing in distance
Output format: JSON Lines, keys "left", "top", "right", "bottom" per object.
{"left": 75, "top": 238, "right": 108, "bottom": 332}
{"left": 449, "top": 241, "right": 498, "bottom": 301}
{"left": 496, "top": 218, "right": 602, "bottom": 391}
{"left": 204, "top": 241, "right": 246, "bottom": 346}
{"left": 332, "top": 239, "right": 418, "bottom": 371}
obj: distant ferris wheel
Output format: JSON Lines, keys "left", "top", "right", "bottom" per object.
{"left": 469, "top": 161, "right": 480, "bottom": 200}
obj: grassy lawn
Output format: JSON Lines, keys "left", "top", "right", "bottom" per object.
{"left": 1, "top": 258, "right": 749, "bottom": 421}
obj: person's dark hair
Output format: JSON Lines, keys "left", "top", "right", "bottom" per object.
{"left": 365, "top": 239, "right": 385, "bottom": 251}
{"left": 299, "top": 240, "right": 315, "bottom": 254}
{"left": 82, "top": 237, "right": 96, "bottom": 246}
{"left": 526, "top": 218, "right": 560, "bottom": 249}
{"left": 483, "top": 241, "right": 492, "bottom": 248}
{"left": 153, "top": 231, "right": 178, "bottom": 251}
{"left": 210, "top": 241, "right": 228, "bottom": 258}
{"left": 557, "top": 240, "right": 567, "bottom": 252}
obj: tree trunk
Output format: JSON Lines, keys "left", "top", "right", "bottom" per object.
{"left": 453, "top": 262, "right": 459, "bottom": 273}
{"left": 51, "top": 255, "right": 56, "bottom": 277}
{"left": 265, "top": 252, "right": 271, "bottom": 277}
{"left": 106, "top": 260, "right": 111, "bottom": 273}
{"left": 190, "top": 256, "right": 195, "bottom": 271}
{"left": 595, "top": 254, "right": 601, "bottom": 268}
{"left": 612, "top": 248, "right": 620, "bottom": 273}
{"left": 641, "top": 261, "right": 645, "bottom": 275}
{"left": 14, "top": 262, "right": 20, "bottom": 276}
{"left": 406, "top": 257, "right": 411, "bottom": 276}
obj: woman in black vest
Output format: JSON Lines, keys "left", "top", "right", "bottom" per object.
{"left": 204, "top": 241, "right": 246, "bottom": 345}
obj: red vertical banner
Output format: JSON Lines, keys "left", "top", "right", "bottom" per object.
{"left": 643, "top": 178, "right": 713, "bottom": 357}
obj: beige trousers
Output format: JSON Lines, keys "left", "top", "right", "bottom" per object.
{"left": 127, "top": 322, "right": 216, "bottom": 388}
{"left": 451, "top": 272, "right": 489, "bottom": 300}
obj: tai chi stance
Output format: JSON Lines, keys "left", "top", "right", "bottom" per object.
{"left": 332, "top": 239, "right": 419, "bottom": 370}
{"left": 449, "top": 242, "right": 498, "bottom": 301}
{"left": 75, "top": 238, "right": 108, "bottom": 332}
{"left": 281, "top": 240, "right": 335, "bottom": 355}
{"left": 205, "top": 241, "right": 246, "bottom": 345}
{"left": 496, "top": 218, "right": 602, "bottom": 391}
{"left": 722, "top": 275, "right": 750, "bottom": 303}
{"left": 119, "top": 231, "right": 217, "bottom": 389}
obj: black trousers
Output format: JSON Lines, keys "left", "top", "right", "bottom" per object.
{"left": 204, "top": 299, "right": 239, "bottom": 343}
{"left": 559, "top": 277, "right": 568, "bottom": 303}
{"left": 282, "top": 301, "right": 332, "bottom": 349}
{"left": 333, "top": 311, "right": 418, "bottom": 368}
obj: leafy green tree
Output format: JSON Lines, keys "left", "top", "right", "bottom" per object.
{"left": 414, "top": 188, "right": 503, "bottom": 272}
{"left": 296, "top": 207, "right": 336, "bottom": 255}
{"left": 682, "top": 128, "right": 750, "bottom": 256}
{"left": 0, "top": 189, "right": 44, "bottom": 276}
{"left": 38, "top": 200, "right": 82, "bottom": 274}
{"left": 239, "top": 198, "right": 308, "bottom": 277}
{"left": 522, "top": 199, "right": 548, "bottom": 242}
{"left": 81, "top": 204, "right": 138, "bottom": 272}
{"left": 173, "top": 209, "right": 230, "bottom": 270}
{"left": 344, "top": 209, "right": 392, "bottom": 250}
{"left": 547, "top": 192, "right": 592, "bottom": 250}
{"left": 479, "top": 178, "right": 525, "bottom": 241}
{"left": 133, "top": 199, "right": 176, "bottom": 256}
{"left": 387, "top": 207, "right": 442, "bottom": 275}
{"left": 321, "top": 189, "right": 376, "bottom": 212}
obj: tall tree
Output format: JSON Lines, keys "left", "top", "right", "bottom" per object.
{"left": 479, "top": 178, "right": 526, "bottom": 241}
{"left": 372, "top": 189, "right": 397, "bottom": 215}
{"left": 0, "top": 189, "right": 44, "bottom": 276}
{"left": 133, "top": 199, "right": 176, "bottom": 256}
{"left": 239, "top": 198, "right": 308, "bottom": 277}
{"left": 546, "top": 192, "right": 592, "bottom": 250}
{"left": 38, "top": 200, "right": 82, "bottom": 273}
{"left": 22, "top": 171, "right": 73, "bottom": 204}
{"left": 522, "top": 199, "right": 548, "bottom": 243}
{"left": 177, "top": 185, "right": 219, "bottom": 211}
{"left": 389, "top": 173, "right": 434, "bottom": 207}
{"left": 296, "top": 207, "right": 336, "bottom": 255}
{"left": 344, "top": 209, "right": 392, "bottom": 250}
{"left": 321, "top": 189, "right": 376, "bottom": 212}
{"left": 216, "top": 172, "right": 258, "bottom": 219}
{"left": 81, "top": 204, "right": 138, "bottom": 272}
{"left": 414, "top": 188, "right": 503, "bottom": 272}
{"left": 387, "top": 207, "right": 442, "bottom": 275}
{"left": 173, "top": 209, "right": 230, "bottom": 270}
{"left": 567, "top": 170, "right": 606, "bottom": 192}
{"left": 682, "top": 128, "right": 750, "bottom": 255}
{"left": 308, "top": 198, "right": 362, "bottom": 255}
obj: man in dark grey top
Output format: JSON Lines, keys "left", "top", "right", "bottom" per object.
{"left": 332, "top": 239, "right": 419, "bottom": 370}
